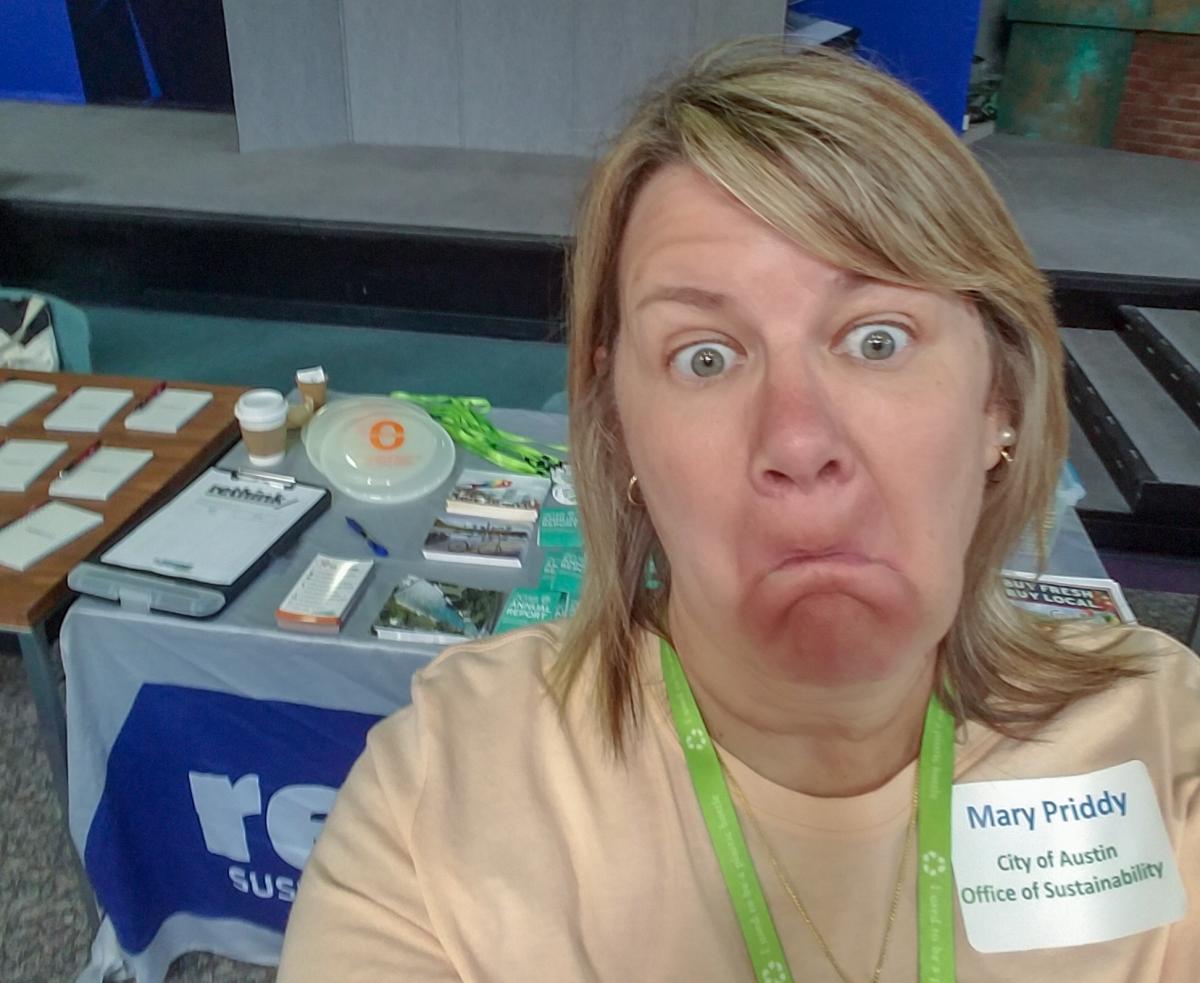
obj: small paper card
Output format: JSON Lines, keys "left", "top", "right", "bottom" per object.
{"left": 0, "top": 379, "right": 57, "bottom": 426}
{"left": 49, "top": 447, "right": 153, "bottom": 501}
{"left": 951, "top": 760, "right": 1187, "bottom": 953}
{"left": 43, "top": 387, "right": 133, "bottom": 432}
{"left": 0, "top": 439, "right": 68, "bottom": 493}
{"left": 124, "top": 389, "right": 213, "bottom": 434}
{"left": 0, "top": 501, "right": 103, "bottom": 571}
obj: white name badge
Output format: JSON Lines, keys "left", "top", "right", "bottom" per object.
{"left": 951, "top": 760, "right": 1186, "bottom": 953}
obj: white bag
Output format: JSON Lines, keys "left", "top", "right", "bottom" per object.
{"left": 0, "top": 295, "right": 59, "bottom": 371}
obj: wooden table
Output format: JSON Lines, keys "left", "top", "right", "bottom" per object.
{"left": 1, "top": 369, "right": 245, "bottom": 630}
{"left": 0, "top": 368, "right": 244, "bottom": 926}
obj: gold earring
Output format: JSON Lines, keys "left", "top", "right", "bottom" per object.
{"left": 998, "top": 447, "right": 1014, "bottom": 465}
{"left": 626, "top": 475, "right": 645, "bottom": 507}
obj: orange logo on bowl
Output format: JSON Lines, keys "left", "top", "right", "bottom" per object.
{"left": 369, "top": 419, "right": 406, "bottom": 451}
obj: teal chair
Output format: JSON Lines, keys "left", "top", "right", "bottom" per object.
{"left": 0, "top": 288, "right": 92, "bottom": 372}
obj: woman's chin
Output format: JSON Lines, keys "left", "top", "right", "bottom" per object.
{"left": 740, "top": 569, "right": 926, "bottom": 685}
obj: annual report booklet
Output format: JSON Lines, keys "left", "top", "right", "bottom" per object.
{"left": 537, "top": 502, "right": 581, "bottom": 548}
{"left": 276, "top": 554, "right": 373, "bottom": 633}
{"left": 495, "top": 586, "right": 575, "bottom": 632}
{"left": 421, "top": 513, "right": 533, "bottom": 568}
{"left": 372, "top": 575, "right": 505, "bottom": 644}
{"left": 1002, "top": 571, "right": 1136, "bottom": 625}
{"left": 494, "top": 549, "right": 585, "bottom": 632}
{"left": 445, "top": 468, "right": 551, "bottom": 523}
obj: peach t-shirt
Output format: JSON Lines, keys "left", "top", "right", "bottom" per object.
{"left": 278, "top": 624, "right": 1199, "bottom": 981}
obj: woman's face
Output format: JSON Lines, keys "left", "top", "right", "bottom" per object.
{"left": 612, "top": 164, "right": 1009, "bottom": 687}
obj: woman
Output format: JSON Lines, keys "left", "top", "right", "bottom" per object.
{"left": 279, "top": 43, "right": 1198, "bottom": 981}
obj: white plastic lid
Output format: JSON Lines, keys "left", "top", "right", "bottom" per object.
{"left": 302, "top": 396, "right": 456, "bottom": 504}
{"left": 235, "top": 389, "right": 288, "bottom": 429}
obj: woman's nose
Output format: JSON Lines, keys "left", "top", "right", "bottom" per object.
{"left": 747, "top": 368, "right": 854, "bottom": 497}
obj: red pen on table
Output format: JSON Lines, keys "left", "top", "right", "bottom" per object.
{"left": 128, "top": 381, "right": 167, "bottom": 414}
{"left": 58, "top": 440, "right": 102, "bottom": 478}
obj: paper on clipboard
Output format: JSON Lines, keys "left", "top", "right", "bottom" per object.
{"left": 100, "top": 468, "right": 326, "bottom": 586}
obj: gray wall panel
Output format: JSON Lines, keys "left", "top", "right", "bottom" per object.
{"left": 458, "top": 0, "right": 575, "bottom": 154}
{"left": 343, "top": 0, "right": 462, "bottom": 147}
{"left": 573, "top": 0, "right": 696, "bottom": 153}
{"left": 225, "top": 0, "right": 788, "bottom": 155}
{"left": 223, "top": 0, "right": 349, "bottom": 152}
{"left": 694, "top": 0, "right": 785, "bottom": 42}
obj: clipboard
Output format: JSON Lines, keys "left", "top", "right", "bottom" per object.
{"left": 69, "top": 466, "right": 331, "bottom": 617}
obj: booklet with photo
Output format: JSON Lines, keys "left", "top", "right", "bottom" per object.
{"left": 445, "top": 468, "right": 551, "bottom": 523}
{"left": 372, "top": 575, "right": 505, "bottom": 644}
{"left": 1002, "top": 571, "right": 1136, "bottom": 625}
{"left": 422, "top": 513, "right": 533, "bottom": 568}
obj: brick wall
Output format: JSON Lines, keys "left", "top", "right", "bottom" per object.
{"left": 1113, "top": 32, "right": 1200, "bottom": 162}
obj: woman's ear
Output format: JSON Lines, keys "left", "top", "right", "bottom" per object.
{"left": 593, "top": 346, "right": 609, "bottom": 373}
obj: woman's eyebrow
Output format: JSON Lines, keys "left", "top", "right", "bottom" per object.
{"left": 633, "top": 285, "right": 731, "bottom": 312}
{"left": 632, "top": 276, "right": 912, "bottom": 317}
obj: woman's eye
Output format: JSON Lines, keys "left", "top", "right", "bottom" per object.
{"left": 837, "top": 323, "right": 912, "bottom": 362}
{"left": 670, "top": 341, "right": 740, "bottom": 379}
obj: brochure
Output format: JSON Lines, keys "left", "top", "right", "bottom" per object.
{"left": 446, "top": 468, "right": 551, "bottom": 523}
{"left": 422, "top": 513, "right": 533, "bottom": 568}
{"left": 372, "top": 575, "right": 505, "bottom": 644}
{"left": 276, "top": 554, "right": 373, "bottom": 633}
{"left": 1002, "top": 571, "right": 1136, "bottom": 625}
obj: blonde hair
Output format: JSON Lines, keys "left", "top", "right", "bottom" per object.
{"left": 554, "top": 41, "right": 1141, "bottom": 754}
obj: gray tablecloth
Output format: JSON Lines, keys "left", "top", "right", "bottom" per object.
{"left": 60, "top": 400, "right": 1105, "bottom": 983}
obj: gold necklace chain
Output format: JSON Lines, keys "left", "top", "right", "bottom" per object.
{"left": 722, "top": 760, "right": 919, "bottom": 983}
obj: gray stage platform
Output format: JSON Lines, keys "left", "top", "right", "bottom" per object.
{"left": 2, "top": 100, "right": 1199, "bottom": 277}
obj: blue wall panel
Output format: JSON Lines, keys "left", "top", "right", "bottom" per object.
{"left": 796, "top": 0, "right": 981, "bottom": 131}
{"left": 0, "top": 0, "right": 85, "bottom": 103}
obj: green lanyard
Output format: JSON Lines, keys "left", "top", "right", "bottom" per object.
{"left": 389, "top": 391, "right": 567, "bottom": 476}
{"left": 660, "top": 639, "right": 957, "bottom": 982}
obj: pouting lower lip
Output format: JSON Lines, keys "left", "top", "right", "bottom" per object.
{"left": 779, "top": 550, "right": 871, "bottom": 565}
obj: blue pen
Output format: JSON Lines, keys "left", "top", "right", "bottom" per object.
{"left": 345, "top": 516, "right": 389, "bottom": 558}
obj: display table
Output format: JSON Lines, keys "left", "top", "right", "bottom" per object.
{"left": 62, "top": 401, "right": 1107, "bottom": 982}
{"left": 63, "top": 406, "right": 564, "bottom": 982}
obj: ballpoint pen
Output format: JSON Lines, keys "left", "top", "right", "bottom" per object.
{"left": 345, "top": 516, "right": 389, "bottom": 558}
{"left": 58, "top": 440, "right": 102, "bottom": 478}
